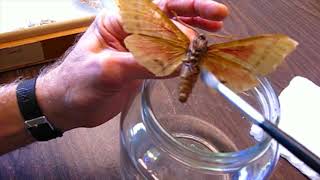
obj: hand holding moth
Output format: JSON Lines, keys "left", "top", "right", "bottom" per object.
{"left": 0, "top": 0, "right": 229, "bottom": 155}
{"left": 34, "top": 0, "right": 229, "bottom": 131}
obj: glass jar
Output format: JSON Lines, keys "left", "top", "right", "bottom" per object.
{"left": 120, "top": 77, "right": 280, "bottom": 180}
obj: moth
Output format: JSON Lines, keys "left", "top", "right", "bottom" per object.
{"left": 115, "top": 0, "right": 298, "bottom": 102}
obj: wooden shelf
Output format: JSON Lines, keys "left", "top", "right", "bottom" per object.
{"left": 0, "top": 16, "right": 95, "bottom": 72}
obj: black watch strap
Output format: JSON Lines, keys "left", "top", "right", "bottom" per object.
{"left": 16, "top": 78, "right": 62, "bottom": 141}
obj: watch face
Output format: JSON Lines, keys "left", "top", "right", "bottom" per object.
{"left": 28, "top": 122, "right": 63, "bottom": 141}
{"left": 25, "top": 116, "right": 63, "bottom": 141}
{"left": 24, "top": 116, "right": 52, "bottom": 129}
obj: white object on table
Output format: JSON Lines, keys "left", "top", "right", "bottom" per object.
{"left": 251, "top": 76, "right": 320, "bottom": 180}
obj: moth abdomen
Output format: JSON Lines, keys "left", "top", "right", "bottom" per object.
{"left": 179, "top": 63, "right": 200, "bottom": 103}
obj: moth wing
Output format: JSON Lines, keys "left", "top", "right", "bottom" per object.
{"left": 206, "top": 34, "right": 298, "bottom": 75}
{"left": 115, "top": 0, "right": 189, "bottom": 48}
{"left": 125, "top": 34, "right": 186, "bottom": 76}
{"left": 202, "top": 56, "right": 258, "bottom": 92}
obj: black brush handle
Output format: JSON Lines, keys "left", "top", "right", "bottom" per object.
{"left": 260, "top": 120, "right": 320, "bottom": 174}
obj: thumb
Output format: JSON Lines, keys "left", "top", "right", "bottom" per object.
{"left": 99, "top": 50, "right": 158, "bottom": 82}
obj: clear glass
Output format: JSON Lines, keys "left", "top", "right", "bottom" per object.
{"left": 120, "top": 77, "right": 280, "bottom": 180}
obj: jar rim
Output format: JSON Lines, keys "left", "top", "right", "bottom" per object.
{"left": 141, "top": 78, "right": 280, "bottom": 171}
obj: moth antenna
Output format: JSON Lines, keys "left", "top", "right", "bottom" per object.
{"left": 171, "top": 10, "right": 197, "bottom": 32}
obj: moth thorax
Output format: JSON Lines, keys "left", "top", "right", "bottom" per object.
{"left": 191, "top": 34, "right": 208, "bottom": 56}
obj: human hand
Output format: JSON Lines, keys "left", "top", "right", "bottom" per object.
{"left": 36, "top": 0, "right": 229, "bottom": 132}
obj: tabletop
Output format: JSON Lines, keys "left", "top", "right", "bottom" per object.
{"left": 1, "top": 0, "right": 319, "bottom": 179}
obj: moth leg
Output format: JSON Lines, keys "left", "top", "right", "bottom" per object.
{"left": 171, "top": 10, "right": 235, "bottom": 40}
{"left": 171, "top": 10, "right": 198, "bottom": 32}
{"left": 206, "top": 33, "right": 236, "bottom": 40}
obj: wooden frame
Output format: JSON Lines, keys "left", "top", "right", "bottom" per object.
{"left": 0, "top": 16, "right": 95, "bottom": 72}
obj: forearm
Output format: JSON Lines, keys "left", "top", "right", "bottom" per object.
{"left": 0, "top": 61, "right": 73, "bottom": 155}
{"left": 0, "top": 83, "right": 34, "bottom": 155}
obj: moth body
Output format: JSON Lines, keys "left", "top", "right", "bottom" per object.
{"left": 179, "top": 34, "right": 208, "bottom": 102}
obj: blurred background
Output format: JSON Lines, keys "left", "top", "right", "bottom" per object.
{"left": 0, "top": 0, "right": 116, "bottom": 33}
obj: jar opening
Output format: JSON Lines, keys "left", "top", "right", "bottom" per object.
{"left": 141, "top": 78, "right": 280, "bottom": 171}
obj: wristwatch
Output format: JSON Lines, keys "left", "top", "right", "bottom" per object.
{"left": 16, "top": 78, "right": 63, "bottom": 141}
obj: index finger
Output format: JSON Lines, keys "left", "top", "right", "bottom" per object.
{"left": 165, "top": 0, "right": 229, "bottom": 21}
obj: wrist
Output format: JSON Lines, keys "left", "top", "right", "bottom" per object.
{"left": 36, "top": 70, "right": 73, "bottom": 132}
